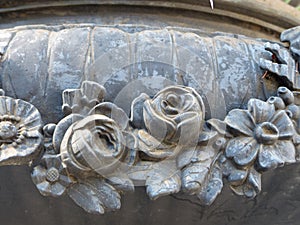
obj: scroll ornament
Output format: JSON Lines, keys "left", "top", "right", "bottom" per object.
{"left": 0, "top": 26, "right": 299, "bottom": 214}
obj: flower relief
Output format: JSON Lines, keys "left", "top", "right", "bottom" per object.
{"left": 129, "top": 85, "right": 208, "bottom": 199}
{"left": 29, "top": 80, "right": 300, "bottom": 213}
{"left": 26, "top": 79, "right": 300, "bottom": 214}
{"left": 0, "top": 25, "right": 300, "bottom": 215}
{"left": 32, "top": 81, "right": 137, "bottom": 214}
{"left": 221, "top": 86, "right": 296, "bottom": 197}
{"left": 0, "top": 89, "right": 42, "bottom": 166}
{"left": 131, "top": 85, "right": 205, "bottom": 160}
{"left": 31, "top": 153, "right": 73, "bottom": 197}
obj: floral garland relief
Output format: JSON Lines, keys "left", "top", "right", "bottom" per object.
{"left": 0, "top": 26, "right": 298, "bottom": 214}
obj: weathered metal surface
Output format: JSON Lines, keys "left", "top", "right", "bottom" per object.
{"left": 0, "top": 0, "right": 299, "bottom": 224}
{"left": 0, "top": 25, "right": 297, "bottom": 124}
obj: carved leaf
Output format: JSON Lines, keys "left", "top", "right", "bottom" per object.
{"left": 81, "top": 81, "right": 106, "bottom": 107}
{"left": 181, "top": 161, "right": 209, "bottom": 194}
{"left": 181, "top": 145, "right": 219, "bottom": 194}
{"left": 260, "top": 42, "right": 295, "bottom": 79}
{"left": 62, "top": 81, "right": 106, "bottom": 115}
{"left": 68, "top": 178, "right": 121, "bottom": 214}
{"left": 281, "top": 26, "right": 300, "bottom": 60}
{"left": 107, "top": 175, "right": 135, "bottom": 192}
{"left": 68, "top": 183, "right": 104, "bottom": 214}
{"left": 137, "top": 129, "right": 175, "bottom": 159}
{"left": 145, "top": 160, "right": 181, "bottom": 200}
{"left": 130, "top": 93, "right": 150, "bottom": 129}
{"left": 230, "top": 167, "right": 261, "bottom": 198}
{"left": 177, "top": 127, "right": 226, "bottom": 169}
{"left": 206, "top": 118, "right": 230, "bottom": 137}
{"left": 127, "top": 161, "right": 154, "bottom": 185}
{"left": 197, "top": 162, "right": 223, "bottom": 206}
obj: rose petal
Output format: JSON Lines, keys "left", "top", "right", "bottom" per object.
{"left": 269, "top": 110, "right": 294, "bottom": 140}
{"left": 225, "top": 109, "right": 255, "bottom": 136}
{"left": 173, "top": 112, "right": 202, "bottom": 145}
{"left": 143, "top": 100, "right": 176, "bottom": 142}
{"left": 122, "top": 132, "right": 138, "bottom": 166}
{"left": 225, "top": 137, "right": 259, "bottom": 166}
{"left": 71, "top": 128, "right": 115, "bottom": 175}
{"left": 130, "top": 93, "right": 150, "bottom": 129}
{"left": 89, "top": 102, "right": 129, "bottom": 130}
{"left": 53, "top": 114, "right": 83, "bottom": 153}
{"left": 258, "top": 144, "right": 284, "bottom": 170}
{"left": 152, "top": 86, "right": 205, "bottom": 114}
{"left": 181, "top": 93, "right": 199, "bottom": 112}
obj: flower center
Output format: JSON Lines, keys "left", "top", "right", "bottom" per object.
{"left": 254, "top": 122, "right": 279, "bottom": 145}
{"left": 0, "top": 121, "right": 17, "bottom": 140}
{"left": 161, "top": 93, "right": 181, "bottom": 115}
{"left": 46, "top": 167, "right": 60, "bottom": 183}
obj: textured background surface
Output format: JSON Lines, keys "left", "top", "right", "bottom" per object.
{"left": 1, "top": 164, "right": 300, "bottom": 225}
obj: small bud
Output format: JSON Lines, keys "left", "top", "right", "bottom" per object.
{"left": 277, "top": 86, "right": 294, "bottom": 105}
{"left": 268, "top": 96, "right": 285, "bottom": 110}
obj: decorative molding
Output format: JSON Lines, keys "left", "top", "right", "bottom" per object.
{"left": 0, "top": 25, "right": 299, "bottom": 214}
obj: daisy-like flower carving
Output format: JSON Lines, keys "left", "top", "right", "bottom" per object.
{"left": 225, "top": 98, "right": 296, "bottom": 170}
{"left": 0, "top": 96, "right": 43, "bottom": 166}
{"left": 31, "top": 154, "right": 74, "bottom": 197}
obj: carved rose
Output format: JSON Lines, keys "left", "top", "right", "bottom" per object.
{"left": 60, "top": 102, "right": 137, "bottom": 177}
{"left": 225, "top": 98, "right": 296, "bottom": 170}
{"left": 143, "top": 86, "right": 205, "bottom": 143}
{"left": 131, "top": 85, "right": 205, "bottom": 159}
